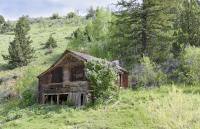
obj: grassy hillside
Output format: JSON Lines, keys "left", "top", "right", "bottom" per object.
{"left": 1, "top": 86, "right": 200, "bottom": 129}
{"left": 0, "top": 17, "right": 86, "bottom": 99}
{"left": 1, "top": 17, "right": 200, "bottom": 129}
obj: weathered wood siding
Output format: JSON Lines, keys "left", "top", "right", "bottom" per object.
{"left": 38, "top": 52, "right": 128, "bottom": 106}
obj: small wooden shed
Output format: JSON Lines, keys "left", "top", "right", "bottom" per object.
{"left": 37, "top": 50, "right": 128, "bottom": 106}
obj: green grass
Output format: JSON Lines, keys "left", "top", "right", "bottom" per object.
{"left": 1, "top": 17, "right": 200, "bottom": 129}
{"left": 1, "top": 86, "right": 200, "bottom": 129}
{"left": 0, "top": 17, "right": 86, "bottom": 99}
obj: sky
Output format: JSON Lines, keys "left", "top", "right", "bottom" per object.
{"left": 0, "top": 0, "right": 119, "bottom": 20}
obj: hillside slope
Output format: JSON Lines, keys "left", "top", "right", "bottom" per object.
{"left": 0, "top": 17, "right": 86, "bottom": 99}
{"left": 1, "top": 17, "right": 200, "bottom": 129}
{"left": 1, "top": 87, "right": 200, "bottom": 129}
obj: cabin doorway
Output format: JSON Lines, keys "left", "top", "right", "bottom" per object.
{"left": 59, "top": 94, "right": 68, "bottom": 105}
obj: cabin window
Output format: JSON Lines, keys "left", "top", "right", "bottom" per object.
{"left": 51, "top": 67, "right": 63, "bottom": 83}
{"left": 71, "top": 66, "right": 85, "bottom": 81}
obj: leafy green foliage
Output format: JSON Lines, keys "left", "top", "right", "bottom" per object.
{"left": 2, "top": 16, "right": 34, "bottom": 68}
{"left": 86, "top": 7, "right": 96, "bottom": 19}
{"left": 50, "top": 13, "right": 60, "bottom": 19}
{"left": 133, "top": 56, "right": 167, "bottom": 87}
{"left": 0, "top": 21, "right": 13, "bottom": 33}
{"left": 0, "top": 15, "right": 5, "bottom": 24}
{"left": 179, "top": 46, "right": 200, "bottom": 85}
{"left": 0, "top": 15, "right": 13, "bottom": 34}
{"left": 21, "top": 89, "right": 35, "bottom": 106}
{"left": 66, "top": 12, "right": 76, "bottom": 19}
{"left": 173, "top": 0, "right": 200, "bottom": 57}
{"left": 69, "top": 8, "right": 113, "bottom": 59}
{"left": 44, "top": 35, "right": 57, "bottom": 49}
{"left": 86, "top": 60, "right": 118, "bottom": 103}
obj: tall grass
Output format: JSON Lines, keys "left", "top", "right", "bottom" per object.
{"left": 1, "top": 86, "right": 200, "bottom": 129}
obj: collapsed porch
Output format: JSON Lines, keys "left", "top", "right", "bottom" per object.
{"left": 43, "top": 92, "right": 87, "bottom": 106}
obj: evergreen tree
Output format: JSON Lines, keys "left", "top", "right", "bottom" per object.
{"left": 110, "top": 0, "right": 174, "bottom": 67}
{"left": 44, "top": 35, "right": 57, "bottom": 49}
{"left": 172, "top": 0, "right": 200, "bottom": 57}
{"left": 86, "top": 7, "right": 96, "bottom": 19}
{"left": 2, "top": 16, "right": 34, "bottom": 68}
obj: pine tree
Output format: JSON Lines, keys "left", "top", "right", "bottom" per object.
{"left": 86, "top": 7, "right": 96, "bottom": 19}
{"left": 172, "top": 0, "right": 200, "bottom": 57}
{"left": 44, "top": 35, "right": 57, "bottom": 49}
{"left": 2, "top": 16, "right": 34, "bottom": 68}
{"left": 110, "top": 0, "right": 174, "bottom": 67}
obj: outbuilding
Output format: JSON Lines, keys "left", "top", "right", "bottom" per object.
{"left": 37, "top": 50, "right": 128, "bottom": 106}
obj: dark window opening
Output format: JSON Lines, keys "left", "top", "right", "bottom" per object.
{"left": 59, "top": 94, "right": 68, "bottom": 105}
{"left": 71, "top": 66, "right": 85, "bottom": 81}
{"left": 81, "top": 94, "right": 84, "bottom": 106}
{"left": 51, "top": 67, "right": 63, "bottom": 83}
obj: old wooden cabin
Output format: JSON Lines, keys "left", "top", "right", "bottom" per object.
{"left": 38, "top": 50, "right": 128, "bottom": 107}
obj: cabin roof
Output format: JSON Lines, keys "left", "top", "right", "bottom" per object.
{"left": 38, "top": 50, "right": 128, "bottom": 78}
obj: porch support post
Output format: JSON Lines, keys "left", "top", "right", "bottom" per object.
{"left": 51, "top": 95, "right": 53, "bottom": 105}
{"left": 57, "top": 95, "right": 60, "bottom": 105}
{"left": 42, "top": 94, "right": 45, "bottom": 104}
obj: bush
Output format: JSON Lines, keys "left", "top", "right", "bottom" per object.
{"left": 86, "top": 60, "right": 118, "bottom": 103}
{"left": 21, "top": 89, "right": 36, "bottom": 106}
{"left": 133, "top": 56, "right": 167, "bottom": 87}
{"left": 44, "top": 35, "right": 57, "bottom": 49}
{"left": 179, "top": 46, "right": 200, "bottom": 85}
{"left": 50, "top": 13, "right": 60, "bottom": 20}
{"left": 66, "top": 12, "right": 76, "bottom": 19}
{"left": 6, "top": 110, "right": 22, "bottom": 122}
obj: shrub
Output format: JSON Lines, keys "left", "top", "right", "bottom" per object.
{"left": 133, "top": 56, "right": 166, "bottom": 87}
{"left": 21, "top": 89, "right": 36, "bottom": 106}
{"left": 44, "top": 35, "right": 57, "bottom": 49}
{"left": 179, "top": 46, "right": 200, "bottom": 85}
{"left": 66, "top": 12, "right": 76, "bottom": 19}
{"left": 15, "top": 67, "right": 41, "bottom": 106}
{"left": 6, "top": 110, "right": 22, "bottom": 122}
{"left": 86, "top": 60, "right": 118, "bottom": 103}
{"left": 50, "top": 13, "right": 60, "bottom": 19}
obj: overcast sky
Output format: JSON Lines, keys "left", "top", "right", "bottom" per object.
{"left": 0, "top": 0, "right": 119, "bottom": 20}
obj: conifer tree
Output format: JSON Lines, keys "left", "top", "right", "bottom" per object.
{"left": 172, "top": 0, "right": 200, "bottom": 57}
{"left": 111, "top": 0, "right": 174, "bottom": 66}
{"left": 2, "top": 16, "right": 34, "bottom": 68}
{"left": 44, "top": 35, "right": 57, "bottom": 49}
